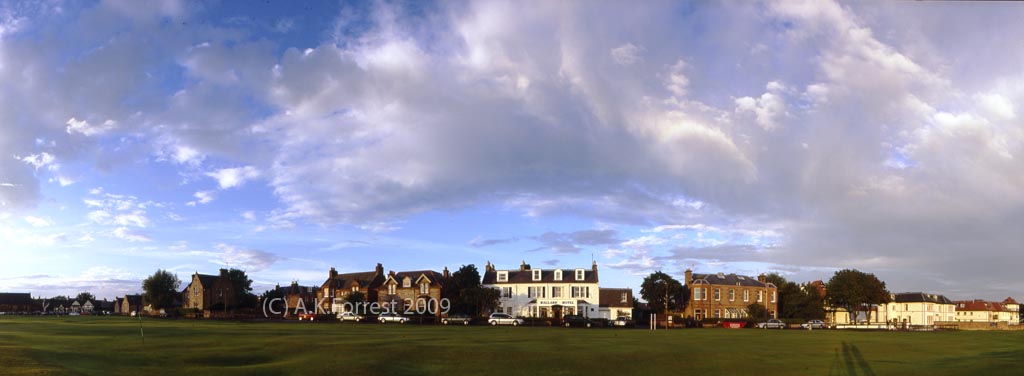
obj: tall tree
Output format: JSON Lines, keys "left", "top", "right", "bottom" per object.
{"left": 142, "top": 269, "right": 181, "bottom": 310}
{"left": 747, "top": 302, "right": 768, "bottom": 320}
{"left": 442, "top": 264, "right": 498, "bottom": 316}
{"left": 640, "top": 271, "right": 685, "bottom": 315}
{"left": 825, "top": 269, "right": 889, "bottom": 323}
{"left": 224, "top": 269, "right": 256, "bottom": 309}
{"left": 75, "top": 292, "right": 95, "bottom": 303}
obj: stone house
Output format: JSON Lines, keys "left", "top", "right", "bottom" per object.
{"left": 376, "top": 269, "right": 448, "bottom": 316}
{"left": 683, "top": 269, "right": 779, "bottom": 320}
{"left": 317, "top": 263, "right": 387, "bottom": 314}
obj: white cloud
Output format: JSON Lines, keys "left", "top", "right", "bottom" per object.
{"left": 735, "top": 81, "right": 789, "bottom": 131}
{"left": 23, "top": 215, "right": 53, "bottom": 227}
{"left": 18, "top": 152, "right": 56, "bottom": 170}
{"left": 665, "top": 59, "right": 689, "bottom": 97}
{"left": 213, "top": 243, "right": 279, "bottom": 271}
{"left": 610, "top": 43, "right": 643, "bottom": 66}
{"left": 975, "top": 93, "right": 1016, "bottom": 121}
{"left": 66, "top": 117, "right": 117, "bottom": 136}
{"left": 188, "top": 190, "right": 214, "bottom": 206}
{"left": 206, "top": 166, "right": 261, "bottom": 189}
{"left": 112, "top": 227, "right": 151, "bottom": 242}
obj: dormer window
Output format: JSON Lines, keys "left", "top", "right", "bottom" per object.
{"left": 554, "top": 269, "right": 562, "bottom": 281}
{"left": 420, "top": 282, "right": 429, "bottom": 295}
{"left": 402, "top": 277, "right": 412, "bottom": 288}
{"left": 575, "top": 269, "right": 585, "bottom": 281}
{"left": 352, "top": 286, "right": 358, "bottom": 293}
{"left": 497, "top": 271, "right": 508, "bottom": 282}
{"left": 388, "top": 284, "right": 396, "bottom": 295}
{"left": 532, "top": 269, "right": 542, "bottom": 281}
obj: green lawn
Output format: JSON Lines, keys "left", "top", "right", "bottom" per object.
{"left": 2, "top": 316, "right": 1023, "bottom": 375}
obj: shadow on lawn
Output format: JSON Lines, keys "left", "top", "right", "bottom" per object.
{"left": 829, "top": 341, "right": 876, "bottom": 376}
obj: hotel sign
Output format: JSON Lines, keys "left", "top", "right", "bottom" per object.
{"left": 537, "top": 300, "right": 577, "bottom": 306}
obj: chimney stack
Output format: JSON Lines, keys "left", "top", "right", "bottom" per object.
{"left": 219, "top": 268, "right": 228, "bottom": 277}
{"left": 684, "top": 269, "right": 693, "bottom": 285}
{"left": 485, "top": 261, "right": 495, "bottom": 273}
{"left": 520, "top": 260, "right": 528, "bottom": 271}
{"left": 757, "top": 274, "right": 766, "bottom": 283}
{"left": 443, "top": 266, "right": 450, "bottom": 279}
{"left": 329, "top": 267, "right": 337, "bottom": 279}
{"left": 375, "top": 263, "right": 384, "bottom": 275}
{"left": 592, "top": 260, "right": 598, "bottom": 272}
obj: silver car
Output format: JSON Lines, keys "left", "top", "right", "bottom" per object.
{"left": 801, "top": 319, "right": 826, "bottom": 329}
{"left": 338, "top": 312, "right": 365, "bottom": 322}
{"left": 378, "top": 312, "right": 408, "bottom": 324}
{"left": 488, "top": 313, "right": 523, "bottom": 326}
{"left": 756, "top": 319, "right": 786, "bottom": 329}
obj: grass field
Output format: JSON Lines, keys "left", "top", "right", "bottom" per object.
{"left": 2, "top": 316, "right": 1023, "bottom": 375}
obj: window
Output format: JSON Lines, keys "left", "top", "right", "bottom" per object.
{"left": 528, "top": 286, "right": 546, "bottom": 298}
{"left": 729, "top": 289, "right": 735, "bottom": 302}
{"left": 695, "top": 309, "right": 702, "bottom": 320}
{"left": 770, "top": 291, "right": 776, "bottom": 303}
{"left": 757, "top": 291, "right": 763, "bottom": 303}
{"left": 497, "top": 271, "right": 508, "bottom": 282}
{"left": 420, "top": 282, "right": 429, "bottom": 295}
{"left": 575, "top": 269, "right": 585, "bottom": 281}
{"left": 402, "top": 277, "right": 411, "bottom": 288}
{"left": 715, "top": 309, "right": 721, "bottom": 318}
{"left": 586, "top": 286, "right": 590, "bottom": 298}
{"left": 572, "top": 286, "right": 583, "bottom": 298}
{"left": 554, "top": 270, "right": 562, "bottom": 281}
{"left": 352, "top": 286, "right": 358, "bottom": 293}
{"left": 388, "top": 284, "right": 396, "bottom": 295}
{"left": 501, "top": 287, "right": 512, "bottom": 298}
{"left": 532, "top": 269, "right": 542, "bottom": 281}
{"left": 743, "top": 290, "right": 749, "bottom": 302}
{"left": 621, "top": 292, "right": 628, "bottom": 303}
{"left": 552, "top": 286, "right": 562, "bottom": 298}
{"left": 714, "top": 288, "right": 721, "bottom": 301}
{"left": 693, "top": 287, "right": 702, "bottom": 301}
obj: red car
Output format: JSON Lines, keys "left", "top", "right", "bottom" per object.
{"left": 297, "top": 312, "right": 317, "bottom": 321}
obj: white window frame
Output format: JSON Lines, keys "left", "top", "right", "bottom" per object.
{"left": 497, "top": 271, "right": 508, "bottom": 282}
{"left": 532, "top": 269, "right": 542, "bottom": 281}
{"left": 402, "top": 277, "right": 411, "bottom": 288}
{"left": 420, "top": 282, "right": 429, "bottom": 295}
{"left": 388, "top": 284, "right": 396, "bottom": 295}
{"left": 770, "top": 291, "right": 776, "bottom": 303}
{"left": 729, "top": 289, "right": 735, "bottom": 302}
{"left": 743, "top": 290, "right": 749, "bottom": 302}
{"left": 552, "top": 286, "right": 562, "bottom": 298}
{"left": 694, "top": 287, "right": 702, "bottom": 301}
{"left": 714, "top": 288, "right": 721, "bottom": 301}
{"left": 554, "top": 269, "right": 562, "bottom": 281}
{"left": 757, "top": 290, "right": 763, "bottom": 303}
{"left": 575, "top": 269, "right": 585, "bottom": 281}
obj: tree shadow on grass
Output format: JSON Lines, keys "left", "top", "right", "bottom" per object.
{"left": 829, "top": 341, "right": 876, "bottom": 376}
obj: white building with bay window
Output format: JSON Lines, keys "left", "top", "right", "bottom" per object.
{"left": 482, "top": 261, "right": 601, "bottom": 319}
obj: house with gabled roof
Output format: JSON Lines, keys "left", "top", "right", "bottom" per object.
{"left": 120, "top": 295, "right": 143, "bottom": 315}
{"left": 274, "top": 281, "right": 319, "bottom": 317}
{"left": 880, "top": 292, "right": 956, "bottom": 326}
{"left": 598, "top": 287, "right": 633, "bottom": 320}
{"left": 376, "top": 268, "right": 449, "bottom": 316}
{"left": 183, "top": 271, "right": 220, "bottom": 311}
{"left": 955, "top": 299, "right": 1019, "bottom": 324}
{"left": 684, "top": 269, "right": 779, "bottom": 320}
{"left": 482, "top": 260, "right": 601, "bottom": 319}
{"left": 0, "top": 292, "right": 36, "bottom": 313}
{"left": 317, "top": 264, "right": 386, "bottom": 314}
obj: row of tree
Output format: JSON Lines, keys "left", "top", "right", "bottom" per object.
{"left": 637, "top": 268, "right": 888, "bottom": 322}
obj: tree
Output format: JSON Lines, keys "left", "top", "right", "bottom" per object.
{"left": 640, "top": 271, "right": 686, "bottom": 315}
{"left": 142, "top": 269, "right": 181, "bottom": 310}
{"left": 75, "top": 292, "right": 95, "bottom": 303}
{"left": 345, "top": 291, "right": 366, "bottom": 305}
{"left": 747, "top": 302, "right": 768, "bottom": 320}
{"left": 442, "top": 264, "right": 499, "bottom": 316}
{"left": 825, "top": 269, "right": 889, "bottom": 323}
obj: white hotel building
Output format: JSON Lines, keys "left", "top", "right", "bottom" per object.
{"left": 482, "top": 261, "right": 601, "bottom": 319}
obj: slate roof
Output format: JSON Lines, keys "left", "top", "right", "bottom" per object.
{"left": 323, "top": 271, "right": 384, "bottom": 290}
{"left": 482, "top": 265, "right": 599, "bottom": 285}
{"left": 123, "top": 295, "right": 143, "bottom": 306}
{"left": 194, "top": 273, "right": 219, "bottom": 288}
{"left": 599, "top": 288, "right": 632, "bottom": 308}
{"left": 0, "top": 293, "right": 33, "bottom": 305}
{"left": 280, "top": 283, "right": 317, "bottom": 296}
{"left": 956, "top": 299, "right": 1010, "bottom": 312}
{"left": 690, "top": 273, "right": 773, "bottom": 288}
{"left": 387, "top": 270, "right": 446, "bottom": 286}
{"left": 892, "top": 292, "right": 954, "bottom": 304}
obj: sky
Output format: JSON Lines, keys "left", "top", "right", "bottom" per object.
{"left": 1, "top": 0, "right": 1023, "bottom": 302}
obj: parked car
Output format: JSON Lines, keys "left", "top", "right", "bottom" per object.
{"left": 337, "top": 312, "right": 365, "bottom": 322}
{"left": 378, "top": 312, "right": 408, "bottom": 324}
{"left": 297, "top": 312, "right": 318, "bottom": 321}
{"left": 68, "top": 312, "right": 80, "bottom": 316}
{"left": 801, "top": 320, "right": 826, "bottom": 329}
{"left": 611, "top": 316, "right": 634, "bottom": 328}
{"left": 756, "top": 319, "right": 786, "bottom": 329}
{"left": 562, "top": 314, "right": 594, "bottom": 328}
{"left": 488, "top": 313, "right": 523, "bottom": 326}
{"left": 442, "top": 313, "right": 473, "bottom": 326}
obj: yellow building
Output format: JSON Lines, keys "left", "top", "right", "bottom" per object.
{"left": 683, "top": 269, "right": 778, "bottom": 320}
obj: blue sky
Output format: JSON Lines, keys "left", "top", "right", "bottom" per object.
{"left": 2, "top": 0, "right": 1024, "bottom": 302}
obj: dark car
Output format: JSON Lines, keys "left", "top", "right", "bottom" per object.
{"left": 562, "top": 314, "right": 594, "bottom": 328}
{"left": 442, "top": 313, "right": 473, "bottom": 326}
